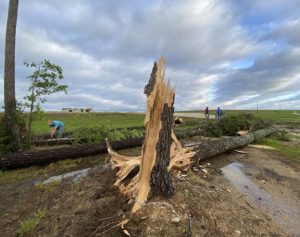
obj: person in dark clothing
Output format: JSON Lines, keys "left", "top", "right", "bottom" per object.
{"left": 204, "top": 106, "right": 209, "bottom": 119}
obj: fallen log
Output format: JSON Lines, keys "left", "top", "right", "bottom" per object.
{"left": 0, "top": 138, "right": 143, "bottom": 170}
{"left": 0, "top": 128, "right": 203, "bottom": 170}
{"left": 33, "top": 137, "right": 75, "bottom": 146}
{"left": 193, "top": 127, "right": 277, "bottom": 162}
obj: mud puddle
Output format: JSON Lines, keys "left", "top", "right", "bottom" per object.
{"left": 222, "top": 162, "right": 300, "bottom": 236}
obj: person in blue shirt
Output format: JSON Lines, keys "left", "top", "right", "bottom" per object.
{"left": 48, "top": 120, "right": 64, "bottom": 138}
{"left": 216, "top": 107, "right": 223, "bottom": 119}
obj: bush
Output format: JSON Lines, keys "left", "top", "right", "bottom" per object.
{"left": 72, "top": 123, "right": 111, "bottom": 144}
{"left": 202, "top": 120, "right": 223, "bottom": 137}
{"left": 72, "top": 125, "right": 145, "bottom": 144}
{"left": 202, "top": 113, "right": 272, "bottom": 137}
{"left": 107, "top": 130, "right": 127, "bottom": 141}
{"left": 124, "top": 129, "right": 144, "bottom": 139}
{"left": 218, "top": 113, "right": 254, "bottom": 135}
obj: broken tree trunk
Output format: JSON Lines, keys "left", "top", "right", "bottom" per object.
{"left": 108, "top": 57, "right": 194, "bottom": 213}
{"left": 125, "top": 57, "right": 175, "bottom": 212}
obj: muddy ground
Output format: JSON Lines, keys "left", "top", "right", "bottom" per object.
{"left": 0, "top": 129, "right": 300, "bottom": 237}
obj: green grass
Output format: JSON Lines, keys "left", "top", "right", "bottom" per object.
{"left": 35, "top": 180, "right": 61, "bottom": 192}
{"left": 18, "top": 208, "right": 48, "bottom": 236}
{"left": 0, "top": 167, "right": 48, "bottom": 184}
{"left": 225, "top": 110, "right": 300, "bottom": 124}
{"left": 256, "top": 137, "right": 300, "bottom": 163}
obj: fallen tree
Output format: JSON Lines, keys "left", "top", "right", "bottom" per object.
{"left": 193, "top": 126, "right": 277, "bottom": 162}
{"left": 0, "top": 127, "right": 276, "bottom": 170}
{"left": 0, "top": 127, "right": 204, "bottom": 170}
{"left": 0, "top": 138, "right": 144, "bottom": 170}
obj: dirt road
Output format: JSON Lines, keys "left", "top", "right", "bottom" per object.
{"left": 174, "top": 112, "right": 212, "bottom": 119}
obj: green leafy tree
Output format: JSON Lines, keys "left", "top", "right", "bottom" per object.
{"left": 23, "top": 60, "right": 68, "bottom": 147}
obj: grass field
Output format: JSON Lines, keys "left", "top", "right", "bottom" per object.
{"left": 29, "top": 112, "right": 145, "bottom": 134}
{"left": 1, "top": 110, "right": 299, "bottom": 135}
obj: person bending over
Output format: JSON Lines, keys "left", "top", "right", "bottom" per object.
{"left": 48, "top": 120, "right": 64, "bottom": 139}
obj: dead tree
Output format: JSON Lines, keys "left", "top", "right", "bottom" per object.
{"left": 108, "top": 58, "right": 194, "bottom": 212}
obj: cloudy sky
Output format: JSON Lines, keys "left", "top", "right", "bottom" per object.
{"left": 1, "top": 0, "right": 300, "bottom": 111}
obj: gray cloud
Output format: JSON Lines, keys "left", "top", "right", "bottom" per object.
{"left": 1, "top": 0, "right": 300, "bottom": 111}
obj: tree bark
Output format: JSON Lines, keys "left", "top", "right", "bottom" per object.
{"left": 4, "top": 0, "right": 22, "bottom": 152}
{"left": 193, "top": 127, "right": 277, "bottom": 162}
{"left": 150, "top": 102, "right": 175, "bottom": 197}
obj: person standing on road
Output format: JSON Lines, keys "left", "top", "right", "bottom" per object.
{"left": 48, "top": 120, "right": 64, "bottom": 139}
{"left": 204, "top": 106, "right": 209, "bottom": 119}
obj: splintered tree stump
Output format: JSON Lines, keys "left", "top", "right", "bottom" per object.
{"left": 108, "top": 57, "right": 194, "bottom": 213}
